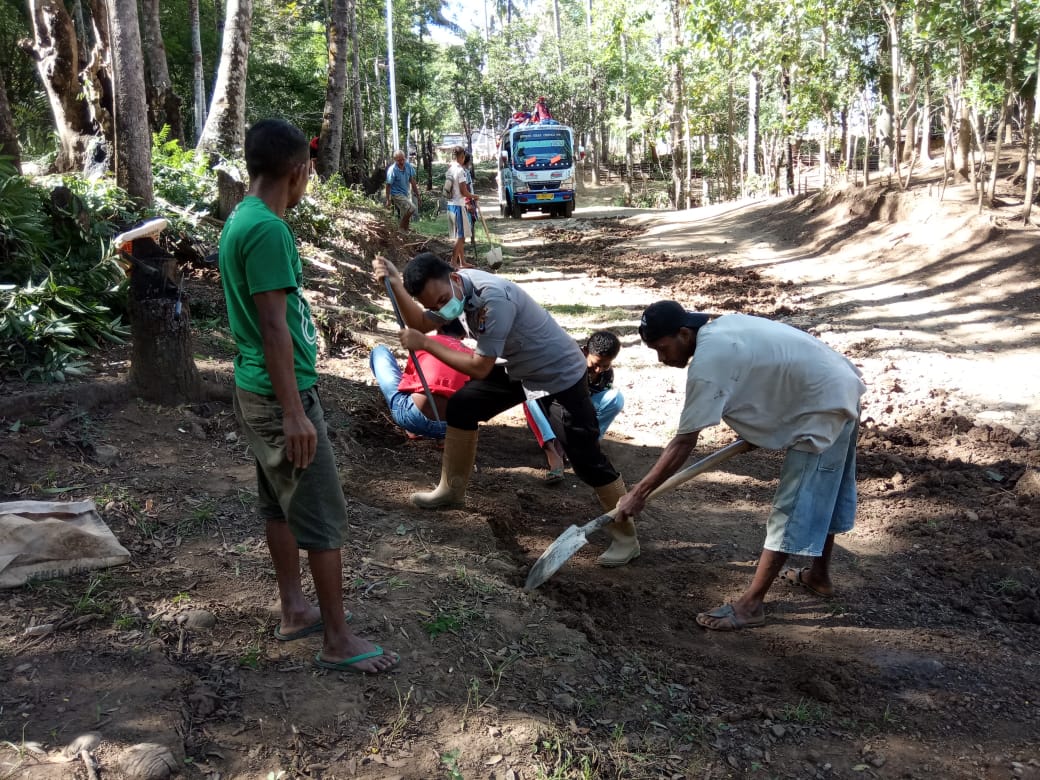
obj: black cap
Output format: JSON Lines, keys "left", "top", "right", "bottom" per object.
{"left": 639, "top": 301, "right": 710, "bottom": 343}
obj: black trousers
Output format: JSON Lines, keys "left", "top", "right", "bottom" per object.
{"left": 446, "top": 366, "right": 620, "bottom": 488}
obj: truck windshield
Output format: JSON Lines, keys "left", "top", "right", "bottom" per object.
{"left": 512, "top": 129, "right": 572, "bottom": 170}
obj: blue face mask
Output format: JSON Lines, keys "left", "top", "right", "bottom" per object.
{"left": 437, "top": 277, "right": 465, "bottom": 321}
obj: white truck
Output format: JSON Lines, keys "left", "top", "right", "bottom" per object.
{"left": 496, "top": 120, "right": 576, "bottom": 219}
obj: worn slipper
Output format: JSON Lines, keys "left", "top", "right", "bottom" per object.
{"left": 544, "top": 467, "right": 565, "bottom": 485}
{"left": 274, "top": 611, "right": 352, "bottom": 641}
{"left": 781, "top": 567, "right": 834, "bottom": 599}
{"left": 314, "top": 646, "right": 400, "bottom": 673}
{"left": 695, "top": 604, "right": 765, "bottom": 632}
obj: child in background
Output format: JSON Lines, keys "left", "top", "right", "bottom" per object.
{"left": 524, "top": 330, "right": 624, "bottom": 484}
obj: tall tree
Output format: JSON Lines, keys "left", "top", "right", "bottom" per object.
{"left": 316, "top": 0, "right": 348, "bottom": 178}
{"left": 108, "top": 0, "right": 153, "bottom": 205}
{"left": 189, "top": 0, "right": 207, "bottom": 142}
{"left": 0, "top": 67, "right": 20, "bottom": 172}
{"left": 197, "top": 0, "right": 253, "bottom": 156}
{"left": 22, "top": 0, "right": 97, "bottom": 171}
{"left": 138, "top": 0, "right": 185, "bottom": 142}
{"left": 347, "top": 0, "right": 365, "bottom": 181}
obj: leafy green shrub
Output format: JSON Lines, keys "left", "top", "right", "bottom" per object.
{"left": 1, "top": 271, "right": 128, "bottom": 382}
{"left": 0, "top": 163, "right": 132, "bottom": 381}
{"left": 0, "top": 159, "right": 52, "bottom": 282}
{"left": 151, "top": 127, "right": 218, "bottom": 214}
{"left": 286, "top": 174, "right": 374, "bottom": 244}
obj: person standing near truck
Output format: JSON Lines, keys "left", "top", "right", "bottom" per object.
{"left": 384, "top": 150, "right": 421, "bottom": 232}
{"left": 445, "top": 146, "right": 476, "bottom": 268}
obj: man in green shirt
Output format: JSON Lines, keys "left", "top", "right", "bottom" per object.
{"left": 220, "top": 118, "right": 397, "bottom": 674}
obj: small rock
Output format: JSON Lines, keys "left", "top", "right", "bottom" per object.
{"left": 179, "top": 609, "right": 216, "bottom": 630}
{"left": 14, "top": 663, "right": 32, "bottom": 674}
{"left": 65, "top": 732, "right": 102, "bottom": 758}
{"left": 771, "top": 724, "right": 786, "bottom": 738}
{"left": 23, "top": 623, "right": 55, "bottom": 637}
{"left": 93, "top": 444, "right": 119, "bottom": 465}
{"left": 1015, "top": 468, "right": 1040, "bottom": 499}
{"left": 870, "top": 755, "right": 886, "bottom": 768}
{"left": 963, "top": 509, "right": 980, "bottom": 523}
{"left": 190, "top": 422, "right": 207, "bottom": 440}
{"left": 552, "top": 692, "right": 576, "bottom": 711}
{"left": 225, "top": 431, "right": 238, "bottom": 443}
{"left": 119, "top": 743, "right": 178, "bottom": 780}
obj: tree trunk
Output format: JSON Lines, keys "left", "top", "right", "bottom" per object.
{"left": 986, "top": 0, "right": 1017, "bottom": 206}
{"left": 189, "top": 0, "right": 206, "bottom": 142}
{"left": 955, "top": 54, "right": 972, "bottom": 181}
{"left": 621, "top": 31, "right": 633, "bottom": 206}
{"left": 887, "top": 3, "right": 901, "bottom": 169}
{"left": 553, "top": 0, "right": 564, "bottom": 72}
{"left": 1014, "top": 93, "right": 1034, "bottom": 181}
{"left": 126, "top": 239, "right": 201, "bottom": 405}
{"left": 919, "top": 74, "right": 931, "bottom": 162}
{"left": 669, "top": 0, "right": 685, "bottom": 209}
{"left": 347, "top": 0, "right": 365, "bottom": 182}
{"left": 138, "top": 0, "right": 184, "bottom": 142}
{"left": 85, "top": 0, "right": 116, "bottom": 152}
{"left": 748, "top": 70, "right": 759, "bottom": 177}
{"left": 23, "top": 0, "right": 97, "bottom": 172}
{"left": 316, "top": 0, "right": 348, "bottom": 179}
{"left": 1022, "top": 38, "right": 1040, "bottom": 224}
{"left": 0, "top": 68, "right": 21, "bottom": 173}
{"left": 197, "top": 0, "right": 253, "bottom": 157}
{"left": 782, "top": 63, "right": 794, "bottom": 194}
{"left": 108, "top": 0, "right": 153, "bottom": 206}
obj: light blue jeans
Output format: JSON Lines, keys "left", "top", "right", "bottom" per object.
{"left": 369, "top": 346, "right": 448, "bottom": 439}
{"left": 763, "top": 416, "right": 859, "bottom": 556}
{"left": 525, "top": 388, "right": 624, "bottom": 444}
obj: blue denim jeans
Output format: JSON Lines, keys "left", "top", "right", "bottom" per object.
{"left": 525, "top": 388, "right": 624, "bottom": 444}
{"left": 763, "top": 416, "right": 859, "bottom": 556}
{"left": 369, "top": 346, "right": 447, "bottom": 439}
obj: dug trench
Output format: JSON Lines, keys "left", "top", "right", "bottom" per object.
{"left": 2, "top": 183, "right": 1039, "bottom": 780}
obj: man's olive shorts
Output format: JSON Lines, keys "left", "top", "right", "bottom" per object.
{"left": 233, "top": 386, "right": 347, "bottom": 550}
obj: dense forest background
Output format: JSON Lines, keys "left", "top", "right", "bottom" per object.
{"left": 1, "top": 0, "right": 1038, "bottom": 386}
{"left": 3, "top": 0, "right": 1039, "bottom": 203}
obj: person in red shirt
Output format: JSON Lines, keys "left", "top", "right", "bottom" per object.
{"left": 369, "top": 325, "right": 472, "bottom": 439}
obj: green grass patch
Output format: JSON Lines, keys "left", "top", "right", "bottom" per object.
{"left": 422, "top": 606, "right": 480, "bottom": 638}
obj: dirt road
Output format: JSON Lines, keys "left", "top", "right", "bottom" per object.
{"left": 2, "top": 182, "right": 1038, "bottom": 780}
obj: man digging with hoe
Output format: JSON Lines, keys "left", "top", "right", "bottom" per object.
{"left": 616, "top": 302, "right": 866, "bottom": 631}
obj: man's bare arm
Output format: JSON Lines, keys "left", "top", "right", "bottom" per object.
{"left": 615, "top": 431, "right": 700, "bottom": 521}
{"left": 400, "top": 328, "right": 495, "bottom": 379}
{"left": 254, "top": 290, "right": 317, "bottom": 468}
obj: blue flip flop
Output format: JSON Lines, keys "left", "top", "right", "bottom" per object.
{"left": 314, "top": 646, "right": 400, "bottom": 673}
{"left": 274, "top": 610, "right": 353, "bottom": 641}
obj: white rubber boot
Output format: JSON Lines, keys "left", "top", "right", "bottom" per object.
{"left": 410, "top": 427, "right": 478, "bottom": 509}
{"left": 593, "top": 476, "right": 640, "bottom": 567}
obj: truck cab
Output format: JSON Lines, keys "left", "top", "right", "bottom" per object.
{"left": 496, "top": 121, "right": 576, "bottom": 219}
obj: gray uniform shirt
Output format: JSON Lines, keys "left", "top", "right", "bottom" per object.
{"left": 426, "top": 269, "right": 586, "bottom": 395}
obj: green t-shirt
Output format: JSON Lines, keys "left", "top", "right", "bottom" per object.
{"left": 219, "top": 196, "right": 318, "bottom": 395}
